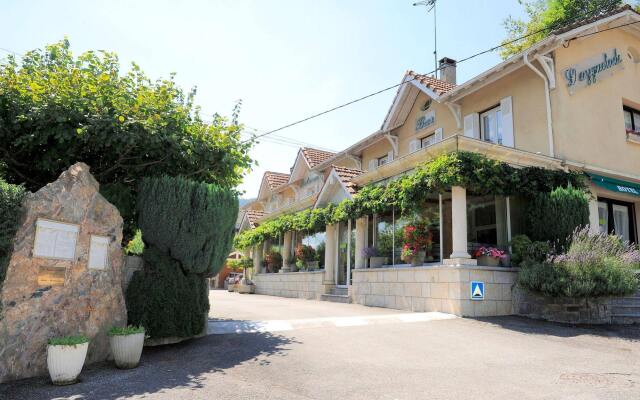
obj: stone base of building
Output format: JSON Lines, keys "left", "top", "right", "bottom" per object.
{"left": 351, "top": 265, "right": 517, "bottom": 317}
{"left": 513, "top": 288, "right": 613, "bottom": 324}
{"left": 253, "top": 271, "right": 325, "bottom": 300}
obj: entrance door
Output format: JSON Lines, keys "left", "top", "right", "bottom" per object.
{"left": 598, "top": 198, "right": 636, "bottom": 243}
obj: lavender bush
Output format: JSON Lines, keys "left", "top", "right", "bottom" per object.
{"left": 362, "top": 246, "right": 378, "bottom": 258}
{"left": 519, "top": 227, "right": 639, "bottom": 298}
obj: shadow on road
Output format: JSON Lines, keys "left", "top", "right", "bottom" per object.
{"left": 1, "top": 321, "right": 297, "bottom": 400}
{"left": 475, "top": 315, "right": 640, "bottom": 341}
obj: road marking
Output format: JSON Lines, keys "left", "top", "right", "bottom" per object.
{"left": 207, "top": 312, "right": 456, "bottom": 335}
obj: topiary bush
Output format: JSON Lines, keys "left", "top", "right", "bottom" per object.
{"left": 518, "top": 228, "right": 640, "bottom": 298}
{"left": 126, "top": 176, "right": 238, "bottom": 339}
{"left": 525, "top": 186, "right": 589, "bottom": 250}
{"left": 0, "top": 178, "right": 27, "bottom": 287}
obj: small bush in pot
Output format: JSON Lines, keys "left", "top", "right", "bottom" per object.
{"left": 47, "top": 335, "right": 89, "bottom": 385}
{"left": 108, "top": 326, "right": 146, "bottom": 369}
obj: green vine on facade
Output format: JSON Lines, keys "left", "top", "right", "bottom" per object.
{"left": 234, "top": 152, "right": 586, "bottom": 250}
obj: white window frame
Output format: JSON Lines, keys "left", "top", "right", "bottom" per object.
{"left": 377, "top": 154, "right": 389, "bottom": 166}
{"left": 480, "top": 106, "right": 503, "bottom": 145}
{"left": 420, "top": 133, "right": 436, "bottom": 148}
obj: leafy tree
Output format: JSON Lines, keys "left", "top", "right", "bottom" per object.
{"left": 500, "top": 0, "right": 625, "bottom": 59}
{"left": 0, "top": 39, "right": 253, "bottom": 235}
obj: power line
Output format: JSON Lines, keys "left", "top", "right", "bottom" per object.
{"left": 241, "top": 1, "right": 624, "bottom": 144}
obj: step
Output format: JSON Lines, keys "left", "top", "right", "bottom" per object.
{"left": 331, "top": 287, "right": 348, "bottom": 296}
{"left": 320, "top": 293, "right": 352, "bottom": 304}
{"left": 609, "top": 298, "right": 640, "bottom": 306}
{"left": 611, "top": 305, "right": 640, "bottom": 317}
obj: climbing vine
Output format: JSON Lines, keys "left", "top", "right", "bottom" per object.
{"left": 234, "top": 152, "right": 585, "bottom": 249}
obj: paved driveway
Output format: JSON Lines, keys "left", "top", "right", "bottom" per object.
{"left": 2, "top": 290, "right": 640, "bottom": 400}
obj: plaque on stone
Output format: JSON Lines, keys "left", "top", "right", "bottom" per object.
{"left": 33, "top": 219, "right": 79, "bottom": 260}
{"left": 89, "top": 235, "right": 109, "bottom": 270}
{"left": 37, "top": 265, "right": 66, "bottom": 286}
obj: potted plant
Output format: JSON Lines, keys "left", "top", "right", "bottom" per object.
{"left": 474, "top": 247, "right": 506, "bottom": 267}
{"left": 295, "top": 244, "right": 318, "bottom": 270}
{"left": 47, "top": 335, "right": 89, "bottom": 385}
{"left": 264, "top": 251, "right": 282, "bottom": 273}
{"left": 401, "top": 222, "right": 432, "bottom": 266}
{"left": 363, "top": 246, "right": 386, "bottom": 268}
{"left": 108, "top": 326, "right": 145, "bottom": 369}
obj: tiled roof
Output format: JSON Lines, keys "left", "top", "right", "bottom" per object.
{"left": 332, "top": 165, "right": 363, "bottom": 195}
{"left": 302, "top": 147, "right": 336, "bottom": 168}
{"left": 245, "top": 209, "right": 265, "bottom": 228}
{"left": 264, "top": 171, "right": 290, "bottom": 190}
{"left": 406, "top": 71, "right": 456, "bottom": 95}
{"left": 552, "top": 4, "right": 637, "bottom": 35}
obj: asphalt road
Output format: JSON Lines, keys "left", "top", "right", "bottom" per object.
{"left": 2, "top": 290, "right": 639, "bottom": 400}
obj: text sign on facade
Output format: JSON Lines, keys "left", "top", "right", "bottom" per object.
{"left": 33, "top": 219, "right": 79, "bottom": 260}
{"left": 37, "top": 265, "right": 66, "bottom": 286}
{"left": 89, "top": 235, "right": 110, "bottom": 270}
{"left": 563, "top": 48, "right": 623, "bottom": 94}
{"left": 470, "top": 281, "right": 484, "bottom": 301}
{"left": 415, "top": 110, "right": 435, "bottom": 131}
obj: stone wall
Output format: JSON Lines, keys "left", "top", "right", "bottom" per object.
{"left": 351, "top": 265, "right": 518, "bottom": 317}
{"left": 253, "top": 271, "right": 325, "bottom": 300}
{"left": 513, "top": 288, "right": 613, "bottom": 324}
{"left": 0, "top": 163, "right": 127, "bottom": 383}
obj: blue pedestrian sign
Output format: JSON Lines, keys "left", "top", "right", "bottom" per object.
{"left": 470, "top": 281, "right": 484, "bottom": 300}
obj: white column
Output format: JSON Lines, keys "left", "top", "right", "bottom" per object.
{"left": 252, "top": 243, "right": 263, "bottom": 275}
{"left": 281, "top": 231, "right": 292, "bottom": 272}
{"left": 354, "top": 217, "right": 367, "bottom": 269}
{"left": 323, "top": 224, "right": 337, "bottom": 285}
{"left": 448, "top": 186, "right": 472, "bottom": 261}
{"left": 588, "top": 187, "right": 600, "bottom": 234}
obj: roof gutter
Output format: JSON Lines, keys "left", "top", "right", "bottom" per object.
{"left": 524, "top": 50, "right": 555, "bottom": 158}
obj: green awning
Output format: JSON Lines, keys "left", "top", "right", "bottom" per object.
{"left": 587, "top": 173, "right": 640, "bottom": 197}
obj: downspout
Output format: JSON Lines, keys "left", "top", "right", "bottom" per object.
{"left": 524, "top": 50, "right": 555, "bottom": 158}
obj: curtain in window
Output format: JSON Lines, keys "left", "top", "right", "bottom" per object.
{"left": 612, "top": 204, "right": 630, "bottom": 242}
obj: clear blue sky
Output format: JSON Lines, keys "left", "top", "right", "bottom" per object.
{"left": 2, "top": 0, "right": 526, "bottom": 197}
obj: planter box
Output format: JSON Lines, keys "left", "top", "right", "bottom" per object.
{"left": 110, "top": 332, "right": 145, "bottom": 369}
{"left": 47, "top": 342, "right": 88, "bottom": 385}
{"left": 477, "top": 255, "right": 500, "bottom": 267}
{"left": 306, "top": 261, "right": 319, "bottom": 271}
{"left": 369, "top": 257, "right": 387, "bottom": 268}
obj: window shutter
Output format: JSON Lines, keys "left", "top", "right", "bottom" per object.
{"left": 368, "top": 159, "right": 378, "bottom": 171}
{"left": 435, "top": 128, "right": 443, "bottom": 142}
{"left": 500, "top": 96, "right": 514, "bottom": 147}
{"left": 463, "top": 113, "right": 479, "bottom": 139}
{"left": 387, "top": 151, "right": 394, "bottom": 162}
{"left": 409, "top": 139, "right": 420, "bottom": 153}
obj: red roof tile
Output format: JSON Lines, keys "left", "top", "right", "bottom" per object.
{"left": 245, "top": 209, "right": 265, "bottom": 228}
{"left": 264, "top": 171, "right": 290, "bottom": 190}
{"left": 406, "top": 71, "right": 456, "bottom": 95}
{"left": 302, "top": 147, "right": 336, "bottom": 168}
{"left": 332, "top": 165, "right": 363, "bottom": 195}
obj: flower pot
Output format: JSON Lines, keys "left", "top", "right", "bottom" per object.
{"left": 110, "top": 332, "right": 145, "bottom": 369}
{"left": 412, "top": 251, "right": 426, "bottom": 267}
{"left": 47, "top": 342, "right": 88, "bottom": 385}
{"left": 500, "top": 254, "right": 511, "bottom": 267}
{"left": 477, "top": 255, "right": 500, "bottom": 267}
{"left": 306, "top": 261, "right": 319, "bottom": 271}
{"left": 369, "top": 256, "right": 386, "bottom": 268}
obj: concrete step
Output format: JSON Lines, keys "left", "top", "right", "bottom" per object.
{"left": 610, "top": 298, "right": 640, "bottom": 306}
{"left": 331, "top": 287, "right": 348, "bottom": 296}
{"left": 320, "top": 293, "right": 352, "bottom": 304}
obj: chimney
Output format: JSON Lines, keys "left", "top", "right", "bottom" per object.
{"left": 439, "top": 57, "right": 457, "bottom": 84}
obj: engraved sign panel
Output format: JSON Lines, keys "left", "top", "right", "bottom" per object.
{"left": 33, "top": 219, "right": 79, "bottom": 260}
{"left": 37, "top": 265, "right": 66, "bottom": 286}
{"left": 89, "top": 235, "right": 109, "bottom": 270}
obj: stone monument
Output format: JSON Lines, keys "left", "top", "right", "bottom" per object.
{"left": 0, "top": 162, "right": 127, "bottom": 382}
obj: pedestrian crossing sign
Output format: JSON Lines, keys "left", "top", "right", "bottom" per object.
{"left": 470, "top": 281, "right": 484, "bottom": 300}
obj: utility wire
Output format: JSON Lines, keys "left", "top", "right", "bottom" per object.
{"left": 241, "top": 1, "right": 624, "bottom": 144}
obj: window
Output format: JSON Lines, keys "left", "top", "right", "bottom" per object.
{"left": 598, "top": 198, "right": 636, "bottom": 243}
{"left": 420, "top": 133, "right": 436, "bottom": 148}
{"left": 480, "top": 106, "right": 503, "bottom": 145}
{"left": 377, "top": 154, "right": 389, "bottom": 166}
{"left": 623, "top": 106, "right": 640, "bottom": 134}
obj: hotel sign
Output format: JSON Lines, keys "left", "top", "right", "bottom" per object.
{"left": 415, "top": 110, "right": 435, "bottom": 131}
{"left": 563, "top": 48, "right": 623, "bottom": 94}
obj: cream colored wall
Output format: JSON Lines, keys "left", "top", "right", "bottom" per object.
{"left": 459, "top": 66, "right": 549, "bottom": 155}
{"left": 361, "top": 138, "right": 393, "bottom": 172}
{"left": 552, "top": 29, "right": 640, "bottom": 176}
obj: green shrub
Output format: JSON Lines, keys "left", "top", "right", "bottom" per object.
{"left": 510, "top": 235, "right": 532, "bottom": 266}
{"left": 48, "top": 335, "right": 89, "bottom": 346}
{"left": 126, "top": 247, "right": 209, "bottom": 338}
{"left": 126, "top": 176, "right": 237, "bottom": 339}
{"left": 518, "top": 228, "right": 640, "bottom": 298}
{"left": 124, "top": 229, "right": 145, "bottom": 255}
{"left": 108, "top": 325, "right": 145, "bottom": 336}
{"left": 0, "top": 178, "right": 26, "bottom": 286}
{"left": 526, "top": 186, "right": 589, "bottom": 249}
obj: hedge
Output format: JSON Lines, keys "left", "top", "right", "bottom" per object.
{"left": 0, "top": 178, "right": 26, "bottom": 287}
{"left": 235, "top": 151, "right": 585, "bottom": 249}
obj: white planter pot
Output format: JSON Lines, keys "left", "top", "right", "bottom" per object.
{"left": 110, "top": 332, "right": 145, "bottom": 369}
{"left": 47, "top": 342, "right": 89, "bottom": 385}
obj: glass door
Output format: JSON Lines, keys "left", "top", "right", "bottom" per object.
{"left": 599, "top": 198, "right": 636, "bottom": 243}
{"left": 612, "top": 204, "right": 631, "bottom": 242}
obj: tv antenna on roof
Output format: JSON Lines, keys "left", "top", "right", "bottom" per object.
{"left": 413, "top": 0, "right": 437, "bottom": 78}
